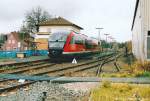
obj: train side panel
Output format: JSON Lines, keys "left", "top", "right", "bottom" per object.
{"left": 63, "top": 32, "right": 86, "bottom": 52}
{"left": 48, "top": 31, "right": 100, "bottom": 58}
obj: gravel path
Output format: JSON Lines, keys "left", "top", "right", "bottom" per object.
{"left": 0, "top": 81, "right": 98, "bottom": 101}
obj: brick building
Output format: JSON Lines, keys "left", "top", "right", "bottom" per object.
{"left": 2, "top": 32, "right": 28, "bottom": 51}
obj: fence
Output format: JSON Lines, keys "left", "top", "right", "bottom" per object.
{"left": 0, "top": 50, "right": 48, "bottom": 58}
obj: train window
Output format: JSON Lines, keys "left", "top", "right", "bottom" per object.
{"left": 85, "top": 39, "right": 93, "bottom": 49}
{"left": 75, "top": 40, "right": 83, "bottom": 44}
{"left": 75, "top": 36, "right": 84, "bottom": 44}
{"left": 49, "top": 31, "right": 69, "bottom": 41}
{"left": 70, "top": 36, "right": 75, "bottom": 44}
{"left": 69, "top": 35, "right": 86, "bottom": 45}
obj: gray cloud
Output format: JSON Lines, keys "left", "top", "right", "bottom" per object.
{"left": 0, "top": 0, "right": 136, "bottom": 42}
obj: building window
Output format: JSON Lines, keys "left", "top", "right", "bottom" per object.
{"left": 8, "top": 40, "right": 11, "bottom": 44}
{"left": 148, "top": 31, "right": 150, "bottom": 36}
{"left": 12, "top": 40, "right": 15, "bottom": 44}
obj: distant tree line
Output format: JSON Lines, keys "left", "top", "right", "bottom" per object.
{"left": 0, "top": 34, "right": 7, "bottom": 48}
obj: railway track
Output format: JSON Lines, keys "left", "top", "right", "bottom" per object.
{"left": 0, "top": 59, "right": 53, "bottom": 83}
{"left": 0, "top": 52, "right": 117, "bottom": 95}
{"left": 0, "top": 59, "right": 50, "bottom": 72}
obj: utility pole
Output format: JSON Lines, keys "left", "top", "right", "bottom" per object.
{"left": 96, "top": 28, "right": 103, "bottom": 45}
{"left": 104, "top": 34, "right": 109, "bottom": 51}
{"left": 104, "top": 33, "right": 109, "bottom": 43}
{"left": 96, "top": 27, "right": 103, "bottom": 76}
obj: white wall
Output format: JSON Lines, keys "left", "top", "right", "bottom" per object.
{"left": 142, "top": 0, "right": 150, "bottom": 60}
{"left": 132, "top": 0, "right": 150, "bottom": 61}
{"left": 132, "top": 0, "right": 143, "bottom": 60}
{"left": 39, "top": 26, "right": 80, "bottom": 33}
{"left": 34, "top": 34, "right": 50, "bottom": 39}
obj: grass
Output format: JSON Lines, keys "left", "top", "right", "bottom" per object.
{"left": 100, "top": 71, "right": 150, "bottom": 78}
{"left": 91, "top": 81, "right": 150, "bottom": 101}
{"left": 136, "top": 71, "right": 150, "bottom": 77}
{"left": 0, "top": 65, "right": 17, "bottom": 70}
{"left": 99, "top": 55, "right": 150, "bottom": 78}
{"left": 100, "top": 72, "right": 137, "bottom": 78}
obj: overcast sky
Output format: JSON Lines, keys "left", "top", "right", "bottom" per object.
{"left": 0, "top": 0, "right": 136, "bottom": 42}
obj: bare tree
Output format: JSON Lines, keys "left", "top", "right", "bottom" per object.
{"left": 23, "top": 6, "right": 51, "bottom": 33}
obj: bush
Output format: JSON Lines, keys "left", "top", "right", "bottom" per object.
{"left": 136, "top": 71, "right": 150, "bottom": 77}
{"left": 101, "top": 81, "right": 111, "bottom": 88}
{"left": 131, "top": 61, "right": 150, "bottom": 72}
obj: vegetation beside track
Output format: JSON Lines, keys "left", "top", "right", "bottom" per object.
{"left": 91, "top": 81, "right": 150, "bottom": 101}
{"left": 98, "top": 53, "right": 150, "bottom": 78}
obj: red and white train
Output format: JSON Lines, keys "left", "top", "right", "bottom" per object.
{"left": 48, "top": 30, "right": 99, "bottom": 58}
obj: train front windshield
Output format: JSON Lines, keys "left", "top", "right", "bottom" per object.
{"left": 49, "top": 31, "right": 70, "bottom": 49}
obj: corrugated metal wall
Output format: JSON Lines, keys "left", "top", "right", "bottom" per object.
{"left": 142, "top": 0, "right": 150, "bottom": 59}
{"left": 132, "top": 0, "right": 150, "bottom": 61}
{"left": 132, "top": 0, "right": 142, "bottom": 60}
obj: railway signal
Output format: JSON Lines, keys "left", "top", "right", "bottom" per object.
{"left": 18, "top": 79, "right": 25, "bottom": 83}
{"left": 72, "top": 58, "right": 77, "bottom": 64}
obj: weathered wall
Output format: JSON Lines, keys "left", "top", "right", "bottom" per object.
{"left": 35, "top": 38, "right": 48, "bottom": 50}
{"left": 132, "top": 0, "right": 143, "bottom": 60}
{"left": 132, "top": 0, "right": 150, "bottom": 61}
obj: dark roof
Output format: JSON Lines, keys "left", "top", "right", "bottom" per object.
{"left": 131, "top": 0, "right": 139, "bottom": 30}
{"left": 39, "top": 17, "right": 83, "bottom": 30}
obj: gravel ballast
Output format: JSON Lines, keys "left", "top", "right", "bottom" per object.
{"left": 0, "top": 81, "right": 98, "bottom": 101}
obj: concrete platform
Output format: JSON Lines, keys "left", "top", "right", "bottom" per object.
{"left": 0, "top": 74, "right": 150, "bottom": 84}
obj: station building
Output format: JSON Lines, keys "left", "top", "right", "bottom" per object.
{"left": 132, "top": 0, "right": 150, "bottom": 61}
{"left": 33, "top": 17, "right": 83, "bottom": 50}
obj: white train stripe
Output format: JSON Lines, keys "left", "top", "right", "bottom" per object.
{"left": 62, "top": 51, "right": 91, "bottom": 54}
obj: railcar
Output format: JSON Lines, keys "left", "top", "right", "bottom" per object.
{"left": 48, "top": 30, "right": 100, "bottom": 58}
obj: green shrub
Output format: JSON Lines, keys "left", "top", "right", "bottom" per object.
{"left": 136, "top": 71, "right": 150, "bottom": 77}
{"left": 101, "top": 81, "right": 111, "bottom": 88}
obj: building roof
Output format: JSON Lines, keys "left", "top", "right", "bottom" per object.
{"left": 9, "top": 32, "right": 20, "bottom": 41}
{"left": 8, "top": 32, "right": 29, "bottom": 45}
{"left": 131, "top": 0, "right": 139, "bottom": 30}
{"left": 39, "top": 17, "right": 83, "bottom": 30}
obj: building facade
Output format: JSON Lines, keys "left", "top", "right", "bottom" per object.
{"left": 132, "top": 0, "right": 150, "bottom": 61}
{"left": 3, "top": 32, "right": 20, "bottom": 51}
{"left": 2, "top": 32, "right": 28, "bottom": 51}
{"left": 33, "top": 17, "right": 83, "bottom": 50}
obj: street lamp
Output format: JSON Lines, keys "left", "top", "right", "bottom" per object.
{"left": 104, "top": 34, "right": 109, "bottom": 43}
{"left": 96, "top": 28, "right": 103, "bottom": 45}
